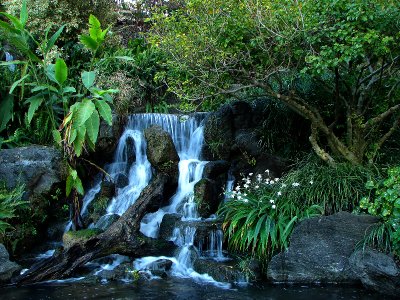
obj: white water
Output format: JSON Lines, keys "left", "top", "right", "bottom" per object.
{"left": 73, "top": 113, "right": 229, "bottom": 287}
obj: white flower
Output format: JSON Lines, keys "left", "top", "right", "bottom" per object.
{"left": 235, "top": 186, "right": 241, "bottom": 191}
{"left": 246, "top": 180, "right": 251, "bottom": 185}
{"left": 243, "top": 199, "right": 249, "bottom": 203}
{"left": 272, "top": 204, "right": 276, "bottom": 209}
{"left": 277, "top": 191, "right": 282, "bottom": 196}
{"left": 275, "top": 178, "right": 280, "bottom": 182}
{"left": 237, "top": 195, "right": 242, "bottom": 200}
{"left": 244, "top": 184, "right": 249, "bottom": 188}
{"left": 270, "top": 179, "right": 275, "bottom": 184}
{"left": 270, "top": 199, "right": 275, "bottom": 203}
{"left": 281, "top": 183, "right": 287, "bottom": 188}
{"left": 292, "top": 182, "right": 300, "bottom": 187}
{"left": 265, "top": 169, "right": 270, "bottom": 174}
{"left": 257, "top": 174, "right": 262, "bottom": 178}
{"left": 244, "top": 193, "right": 248, "bottom": 196}
{"left": 255, "top": 185, "right": 259, "bottom": 189}
{"left": 249, "top": 173, "right": 253, "bottom": 176}
{"left": 309, "top": 180, "right": 314, "bottom": 185}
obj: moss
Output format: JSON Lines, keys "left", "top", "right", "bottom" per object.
{"left": 66, "top": 228, "right": 103, "bottom": 239}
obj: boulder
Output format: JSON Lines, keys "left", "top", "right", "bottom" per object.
{"left": 267, "top": 212, "right": 379, "bottom": 284}
{"left": 0, "top": 244, "right": 21, "bottom": 284}
{"left": 115, "top": 173, "right": 129, "bottom": 189}
{"left": 194, "top": 178, "right": 222, "bottom": 217}
{"left": 231, "top": 101, "right": 253, "bottom": 130}
{"left": 159, "top": 214, "right": 181, "bottom": 241}
{"left": 144, "top": 125, "right": 179, "bottom": 183}
{"left": 202, "top": 160, "right": 230, "bottom": 180}
{"left": 350, "top": 248, "right": 400, "bottom": 296}
{"left": 95, "top": 115, "right": 126, "bottom": 164}
{"left": 0, "top": 146, "right": 66, "bottom": 198}
{"left": 193, "top": 258, "right": 247, "bottom": 283}
{"left": 203, "top": 105, "right": 234, "bottom": 160}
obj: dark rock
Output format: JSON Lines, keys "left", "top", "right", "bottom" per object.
{"left": 125, "top": 136, "right": 136, "bottom": 171}
{"left": 350, "top": 248, "right": 400, "bottom": 296}
{"left": 194, "top": 178, "right": 222, "bottom": 217}
{"left": 231, "top": 101, "right": 253, "bottom": 129}
{"left": 159, "top": 214, "right": 181, "bottom": 241}
{"left": 203, "top": 105, "right": 234, "bottom": 160}
{"left": 143, "top": 258, "right": 173, "bottom": 277}
{"left": 193, "top": 258, "right": 246, "bottom": 283}
{"left": 144, "top": 125, "right": 179, "bottom": 183}
{"left": 202, "top": 160, "right": 230, "bottom": 180}
{"left": 233, "top": 129, "right": 260, "bottom": 158}
{"left": 267, "top": 212, "right": 379, "bottom": 284}
{"left": 93, "top": 214, "right": 120, "bottom": 231}
{"left": 47, "top": 221, "right": 69, "bottom": 241}
{"left": 95, "top": 115, "right": 126, "bottom": 164}
{"left": 0, "top": 244, "right": 21, "bottom": 284}
{"left": 100, "top": 180, "right": 116, "bottom": 198}
{"left": 115, "top": 173, "right": 129, "bottom": 189}
{"left": 0, "top": 146, "right": 66, "bottom": 198}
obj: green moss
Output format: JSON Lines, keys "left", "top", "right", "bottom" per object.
{"left": 65, "top": 228, "right": 103, "bottom": 239}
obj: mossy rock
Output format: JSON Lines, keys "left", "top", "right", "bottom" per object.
{"left": 62, "top": 228, "right": 103, "bottom": 249}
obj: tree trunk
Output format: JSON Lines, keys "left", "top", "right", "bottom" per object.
{"left": 13, "top": 174, "right": 176, "bottom": 285}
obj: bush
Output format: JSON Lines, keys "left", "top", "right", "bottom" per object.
{"left": 219, "top": 157, "right": 378, "bottom": 265}
{"left": 0, "top": 183, "right": 27, "bottom": 234}
{"left": 4, "top": 0, "right": 117, "bottom": 40}
{"left": 219, "top": 170, "right": 322, "bottom": 265}
{"left": 359, "top": 166, "right": 400, "bottom": 256}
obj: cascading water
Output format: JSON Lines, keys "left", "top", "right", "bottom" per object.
{"left": 65, "top": 113, "right": 229, "bottom": 287}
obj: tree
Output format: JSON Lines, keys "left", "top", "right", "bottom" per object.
{"left": 150, "top": 0, "right": 400, "bottom": 165}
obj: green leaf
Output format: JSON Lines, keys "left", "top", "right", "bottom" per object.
{"left": 0, "top": 12, "right": 23, "bottom": 30}
{"left": 115, "top": 56, "right": 135, "bottom": 61}
{"left": 89, "top": 14, "right": 101, "bottom": 29}
{"left": 94, "top": 100, "right": 112, "bottom": 125}
{"left": 46, "top": 25, "right": 65, "bottom": 53}
{"left": 81, "top": 71, "right": 96, "bottom": 89}
{"left": 45, "top": 64, "right": 58, "bottom": 84}
{"left": 85, "top": 110, "right": 100, "bottom": 144}
{"left": 79, "top": 35, "right": 98, "bottom": 51}
{"left": 52, "top": 129, "right": 62, "bottom": 145}
{"left": 55, "top": 58, "right": 68, "bottom": 85}
{"left": 0, "top": 20, "right": 20, "bottom": 34}
{"left": 26, "top": 96, "right": 44, "bottom": 124}
{"left": 74, "top": 126, "right": 86, "bottom": 157}
{"left": 66, "top": 174, "right": 73, "bottom": 196}
{"left": 0, "top": 60, "right": 27, "bottom": 66}
{"left": 0, "top": 94, "right": 14, "bottom": 132}
{"left": 73, "top": 99, "right": 96, "bottom": 127}
{"left": 31, "top": 85, "right": 58, "bottom": 93}
{"left": 74, "top": 175, "right": 84, "bottom": 195}
{"left": 9, "top": 74, "right": 29, "bottom": 94}
{"left": 63, "top": 87, "right": 76, "bottom": 93}
{"left": 20, "top": 0, "right": 28, "bottom": 26}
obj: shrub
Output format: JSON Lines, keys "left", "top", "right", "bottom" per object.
{"left": 359, "top": 166, "right": 400, "bottom": 256}
{"left": 219, "top": 171, "right": 322, "bottom": 264}
{"left": 0, "top": 183, "right": 27, "bottom": 234}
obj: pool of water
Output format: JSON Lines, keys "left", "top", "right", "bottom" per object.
{"left": 0, "top": 278, "right": 393, "bottom": 300}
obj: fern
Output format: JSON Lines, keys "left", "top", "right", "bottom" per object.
{"left": 0, "top": 183, "right": 27, "bottom": 234}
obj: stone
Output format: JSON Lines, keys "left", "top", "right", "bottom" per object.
{"left": 350, "top": 248, "right": 400, "bottom": 296}
{"left": 159, "top": 214, "right": 181, "bottom": 241}
{"left": 144, "top": 125, "right": 180, "bottom": 182}
{"left": 0, "top": 146, "right": 66, "bottom": 198}
{"left": 267, "top": 212, "right": 379, "bottom": 284}
{"left": 193, "top": 258, "right": 246, "bottom": 283}
{"left": 203, "top": 105, "right": 234, "bottom": 160}
{"left": 0, "top": 244, "right": 21, "bottom": 284}
{"left": 194, "top": 178, "right": 221, "bottom": 217}
{"left": 202, "top": 160, "right": 230, "bottom": 180}
{"left": 231, "top": 101, "right": 253, "bottom": 129}
{"left": 115, "top": 173, "right": 129, "bottom": 189}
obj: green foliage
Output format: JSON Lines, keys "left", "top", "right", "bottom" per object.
{"left": 219, "top": 171, "right": 322, "bottom": 264}
{"left": 359, "top": 166, "right": 400, "bottom": 255}
{"left": 0, "top": 183, "right": 27, "bottom": 234}
{"left": 150, "top": 0, "right": 400, "bottom": 164}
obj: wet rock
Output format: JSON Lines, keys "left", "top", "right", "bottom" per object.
{"left": 194, "top": 178, "right": 222, "bottom": 217}
{"left": 193, "top": 258, "right": 245, "bottom": 283}
{"left": 0, "top": 244, "right": 21, "bottom": 284}
{"left": 95, "top": 115, "right": 126, "bottom": 164}
{"left": 144, "top": 125, "right": 179, "bottom": 183}
{"left": 159, "top": 214, "right": 181, "bottom": 241}
{"left": 202, "top": 160, "right": 230, "bottom": 180}
{"left": 350, "top": 248, "right": 400, "bottom": 296}
{"left": 231, "top": 101, "right": 253, "bottom": 130}
{"left": 62, "top": 228, "right": 103, "bottom": 249}
{"left": 203, "top": 105, "right": 234, "bottom": 160}
{"left": 100, "top": 180, "right": 116, "bottom": 198}
{"left": 267, "top": 212, "right": 379, "bottom": 284}
{"left": 115, "top": 173, "right": 129, "bottom": 189}
{"left": 93, "top": 214, "right": 120, "bottom": 231}
{"left": 145, "top": 259, "right": 173, "bottom": 277}
{"left": 0, "top": 145, "right": 66, "bottom": 198}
